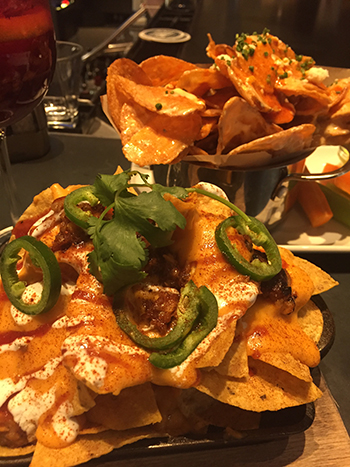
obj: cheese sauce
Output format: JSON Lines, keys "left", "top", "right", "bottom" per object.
{"left": 0, "top": 188, "right": 261, "bottom": 449}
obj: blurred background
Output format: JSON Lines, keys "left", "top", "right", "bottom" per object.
{"left": 45, "top": 0, "right": 350, "bottom": 135}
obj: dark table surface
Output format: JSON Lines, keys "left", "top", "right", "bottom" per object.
{"left": 128, "top": 0, "right": 350, "bottom": 68}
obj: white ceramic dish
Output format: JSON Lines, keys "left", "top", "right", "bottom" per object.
{"left": 272, "top": 205, "right": 350, "bottom": 253}
{"left": 0, "top": 226, "right": 12, "bottom": 244}
{"left": 138, "top": 28, "right": 191, "bottom": 43}
{"left": 272, "top": 144, "right": 350, "bottom": 253}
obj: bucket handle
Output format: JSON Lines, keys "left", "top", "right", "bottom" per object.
{"left": 272, "top": 146, "right": 350, "bottom": 199}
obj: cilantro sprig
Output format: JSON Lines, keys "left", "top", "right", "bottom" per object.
{"left": 64, "top": 170, "right": 280, "bottom": 295}
{"left": 65, "top": 171, "right": 187, "bottom": 295}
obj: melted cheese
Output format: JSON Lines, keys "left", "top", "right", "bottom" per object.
{"left": 169, "top": 192, "right": 259, "bottom": 318}
{"left": 0, "top": 186, "right": 318, "bottom": 451}
{"left": 243, "top": 297, "right": 320, "bottom": 368}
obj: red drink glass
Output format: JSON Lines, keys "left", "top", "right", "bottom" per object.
{"left": 0, "top": 0, "right": 56, "bottom": 224}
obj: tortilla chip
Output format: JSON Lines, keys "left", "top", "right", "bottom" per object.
{"left": 328, "top": 78, "right": 350, "bottom": 114}
{"left": 257, "top": 351, "right": 313, "bottom": 382}
{"left": 14, "top": 184, "right": 82, "bottom": 225}
{"left": 279, "top": 247, "right": 316, "bottom": 311}
{"left": 152, "top": 385, "right": 208, "bottom": 436}
{"left": 0, "top": 163, "right": 336, "bottom": 464}
{"left": 197, "top": 358, "right": 322, "bottom": 412}
{"left": 291, "top": 256, "right": 339, "bottom": 294}
{"left": 216, "top": 320, "right": 249, "bottom": 378}
{"left": 298, "top": 300, "right": 324, "bottom": 344}
{"left": 79, "top": 425, "right": 108, "bottom": 435}
{"left": 179, "top": 387, "right": 261, "bottom": 431}
{"left": 86, "top": 383, "right": 161, "bottom": 431}
{"left": 242, "top": 296, "right": 321, "bottom": 369}
{"left": 0, "top": 444, "right": 35, "bottom": 457}
{"left": 30, "top": 427, "right": 157, "bottom": 467}
{"left": 194, "top": 316, "right": 237, "bottom": 369}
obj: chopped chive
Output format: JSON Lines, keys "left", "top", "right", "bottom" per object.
{"left": 241, "top": 49, "right": 249, "bottom": 60}
{"left": 155, "top": 103, "right": 162, "bottom": 110}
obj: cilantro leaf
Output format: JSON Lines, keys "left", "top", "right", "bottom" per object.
{"left": 114, "top": 191, "right": 186, "bottom": 247}
{"left": 151, "top": 184, "right": 188, "bottom": 199}
{"left": 93, "top": 171, "right": 133, "bottom": 207}
{"left": 88, "top": 217, "right": 147, "bottom": 295}
{"left": 86, "top": 173, "right": 187, "bottom": 295}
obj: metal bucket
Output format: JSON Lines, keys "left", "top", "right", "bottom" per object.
{"left": 154, "top": 146, "right": 350, "bottom": 230}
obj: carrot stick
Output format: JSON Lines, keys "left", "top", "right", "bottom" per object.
{"left": 323, "top": 162, "right": 350, "bottom": 195}
{"left": 284, "top": 182, "right": 300, "bottom": 213}
{"left": 288, "top": 159, "right": 306, "bottom": 174}
{"left": 284, "top": 160, "right": 306, "bottom": 213}
{"left": 298, "top": 181, "right": 333, "bottom": 228}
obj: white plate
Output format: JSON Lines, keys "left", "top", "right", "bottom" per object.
{"left": 138, "top": 28, "right": 191, "bottom": 43}
{"left": 272, "top": 205, "right": 350, "bottom": 253}
{"left": 272, "top": 144, "right": 350, "bottom": 253}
